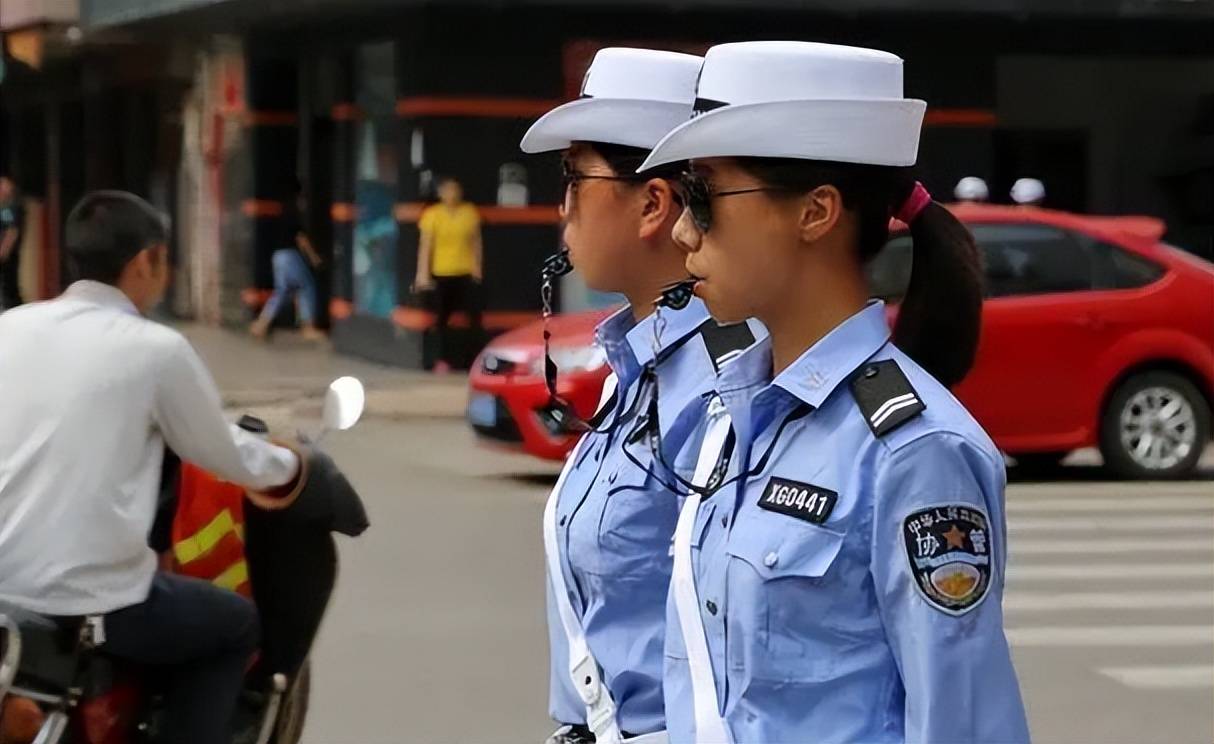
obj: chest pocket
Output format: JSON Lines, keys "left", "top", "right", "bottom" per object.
{"left": 724, "top": 511, "right": 847, "bottom": 682}
{"left": 592, "top": 460, "right": 681, "bottom": 577}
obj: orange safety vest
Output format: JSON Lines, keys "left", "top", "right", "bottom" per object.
{"left": 170, "top": 463, "right": 252, "bottom": 597}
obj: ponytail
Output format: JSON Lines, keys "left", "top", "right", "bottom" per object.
{"left": 893, "top": 199, "right": 984, "bottom": 387}
{"left": 735, "top": 158, "right": 985, "bottom": 387}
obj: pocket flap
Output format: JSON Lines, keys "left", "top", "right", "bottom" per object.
{"left": 725, "top": 514, "right": 845, "bottom": 580}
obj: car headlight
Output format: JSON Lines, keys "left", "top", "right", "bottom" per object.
{"left": 532, "top": 345, "right": 608, "bottom": 375}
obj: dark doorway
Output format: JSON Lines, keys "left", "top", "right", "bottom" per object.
{"left": 57, "top": 98, "right": 87, "bottom": 292}
{"left": 307, "top": 115, "right": 336, "bottom": 328}
{"left": 993, "top": 129, "right": 1088, "bottom": 212}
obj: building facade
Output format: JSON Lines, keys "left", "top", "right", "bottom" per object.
{"left": 4, "top": 0, "right": 1212, "bottom": 366}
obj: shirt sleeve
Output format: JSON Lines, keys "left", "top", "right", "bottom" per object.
{"left": 869, "top": 431, "right": 1031, "bottom": 744}
{"left": 153, "top": 333, "right": 300, "bottom": 491}
{"left": 418, "top": 206, "right": 436, "bottom": 235}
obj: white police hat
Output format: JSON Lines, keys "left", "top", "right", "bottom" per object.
{"left": 954, "top": 176, "right": 990, "bottom": 202}
{"left": 520, "top": 48, "right": 704, "bottom": 154}
{"left": 640, "top": 41, "right": 926, "bottom": 171}
{"left": 1010, "top": 178, "right": 1046, "bottom": 205}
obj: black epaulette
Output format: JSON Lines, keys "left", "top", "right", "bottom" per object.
{"left": 850, "top": 360, "right": 925, "bottom": 437}
{"left": 699, "top": 320, "right": 755, "bottom": 373}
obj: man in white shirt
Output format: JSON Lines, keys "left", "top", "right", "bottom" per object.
{"left": 0, "top": 191, "right": 303, "bottom": 744}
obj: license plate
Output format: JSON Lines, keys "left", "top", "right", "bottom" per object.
{"left": 467, "top": 394, "right": 498, "bottom": 427}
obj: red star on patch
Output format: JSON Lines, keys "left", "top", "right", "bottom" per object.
{"left": 943, "top": 525, "right": 968, "bottom": 550}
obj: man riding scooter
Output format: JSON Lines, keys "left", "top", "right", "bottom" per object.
{"left": 0, "top": 191, "right": 309, "bottom": 744}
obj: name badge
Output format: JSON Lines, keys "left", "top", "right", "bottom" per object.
{"left": 757, "top": 477, "right": 837, "bottom": 525}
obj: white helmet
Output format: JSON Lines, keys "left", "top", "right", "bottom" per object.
{"left": 1010, "top": 178, "right": 1046, "bottom": 205}
{"left": 954, "top": 176, "right": 989, "bottom": 202}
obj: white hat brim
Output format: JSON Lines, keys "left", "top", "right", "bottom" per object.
{"left": 639, "top": 98, "right": 927, "bottom": 170}
{"left": 520, "top": 97, "right": 694, "bottom": 154}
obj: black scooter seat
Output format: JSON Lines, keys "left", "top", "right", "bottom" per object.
{"left": 0, "top": 601, "right": 84, "bottom": 695}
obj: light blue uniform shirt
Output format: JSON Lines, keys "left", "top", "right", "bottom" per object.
{"left": 547, "top": 297, "right": 737, "bottom": 735}
{"left": 664, "top": 302, "right": 1030, "bottom": 744}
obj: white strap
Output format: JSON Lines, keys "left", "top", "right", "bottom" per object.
{"left": 624, "top": 732, "right": 669, "bottom": 743}
{"left": 545, "top": 727, "right": 668, "bottom": 744}
{"left": 671, "top": 397, "right": 733, "bottom": 744}
{"left": 543, "top": 374, "right": 624, "bottom": 744}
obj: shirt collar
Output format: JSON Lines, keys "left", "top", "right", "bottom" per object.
{"left": 63, "top": 280, "right": 140, "bottom": 316}
{"left": 626, "top": 296, "right": 711, "bottom": 368}
{"left": 595, "top": 304, "right": 639, "bottom": 381}
{"left": 717, "top": 332, "right": 772, "bottom": 394}
{"left": 772, "top": 300, "right": 891, "bottom": 408}
{"left": 595, "top": 297, "right": 712, "bottom": 382}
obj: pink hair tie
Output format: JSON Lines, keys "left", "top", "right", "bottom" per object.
{"left": 895, "top": 181, "right": 933, "bottom": 225}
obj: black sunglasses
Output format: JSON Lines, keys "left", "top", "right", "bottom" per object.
{"left": 560, "top": 163, "right": 643, "bottom": 202}
{"left": 677, "top": 172, "right": 787, "bottom": 233}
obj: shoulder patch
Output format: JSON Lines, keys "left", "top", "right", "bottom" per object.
{"left": 850, "top": 360, "right": 925, "bottom": 437}
{"left": 699, "top": 320, "right": 756, "bottom": 372}
{"left": 901, "top": 504, "right": 993, "bottom": 616}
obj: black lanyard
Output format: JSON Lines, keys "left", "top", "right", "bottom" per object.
{"left": 617, "top": 387, "right": 814, "bottom": 500}
{"left": 539, "top": 250, "right": 704, "bottom": 437}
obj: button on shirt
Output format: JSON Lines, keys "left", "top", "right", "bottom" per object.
{"left": 665, "top": 302, "right": 1030, "bottom": 743}
{"left": 547, "top": 298, "right": 730, "bottom": 735}
{"left": 0, "top": 281, "right": 300, "bottom": 616}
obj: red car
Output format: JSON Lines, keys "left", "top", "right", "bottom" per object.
{"left": 467, "top": 308, "right": 614, "bottom": 461}
{"left": 468, "top": 205, "right": 1214, "bottom": 479}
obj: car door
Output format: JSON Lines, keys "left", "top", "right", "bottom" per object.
{"left": 953, "top": 223, "right": 1118, "bottom": 452}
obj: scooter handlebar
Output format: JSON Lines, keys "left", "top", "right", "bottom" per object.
{"left": 246, "top": 446, "right": 369, "bottom": 537}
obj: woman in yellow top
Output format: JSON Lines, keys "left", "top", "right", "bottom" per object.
{"left": 414, "top": 177, "right": 484, "bottom": 373}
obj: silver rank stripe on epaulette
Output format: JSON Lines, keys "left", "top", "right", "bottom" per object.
{"left": 850, "top": 360, "right": 925, "bottom": 437}
{"left": 869, "top": 392, "right": 922, "bottom": 430}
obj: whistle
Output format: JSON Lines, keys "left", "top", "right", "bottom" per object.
{"left": 655, "top": 279, "right": 696, "bottom": 310}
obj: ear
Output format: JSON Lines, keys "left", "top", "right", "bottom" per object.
{"left": 638, "top": 178, "right": 680, "bottom": 241}
{"left": 131, "top": 244, "right": 166, "bottom": 277}
{"left": 127, "top": 248, "right": 152, "bottom": 278}
{"left": 798, "top": 184, "right": 843, "bottom": 244}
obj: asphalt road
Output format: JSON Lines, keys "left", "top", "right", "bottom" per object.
{"left": 289, "top": 415, "right": 1213, "bottom": 744}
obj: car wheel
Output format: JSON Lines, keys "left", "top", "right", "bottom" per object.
{"left": 1100, "top": 372, "right": 1210, "bottom": 480}
{"left": 1013, "top": 451, "right": 1068, "bottom": 476}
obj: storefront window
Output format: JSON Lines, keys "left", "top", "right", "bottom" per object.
{"left": 353, "top": 42, "right": 398, "bottom": 319}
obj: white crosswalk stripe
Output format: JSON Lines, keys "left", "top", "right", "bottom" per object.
{"left": 1002, "top": 484, "right": 1214, "bottom": 691}
{"left": 1007, "top": 562, "right": 1214, "bottom": 580}
{"left": 1011, "top": 537, "right": 1213, "bottom": 554}
{"left": 1007, "top": 495, "right": 1214, "bottom": 513}
{"left": 1009, "top": 515, "right": 1214, "bottom": 532}
{"left": 1004, "top": 590, "right": 1213, "bottom": 612}
{"left": 1097, "top": 665, "right": 1214, "bottom": 690}
{"left": 1006, "top": 625, "right": 1212, "bottom": 647}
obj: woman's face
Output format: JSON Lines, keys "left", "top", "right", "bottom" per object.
{"left": 438, "top": 180, "right": 463, "bottom": 206}
{"left": 560, "top": 145, "right": 647, "bottom": 293}
{"left": 672, "top": 157, "right": 804, "bottom": 324}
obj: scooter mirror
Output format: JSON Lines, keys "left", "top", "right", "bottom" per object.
{"left": 323, "top": 377, "right": 366, "bottom": 432}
